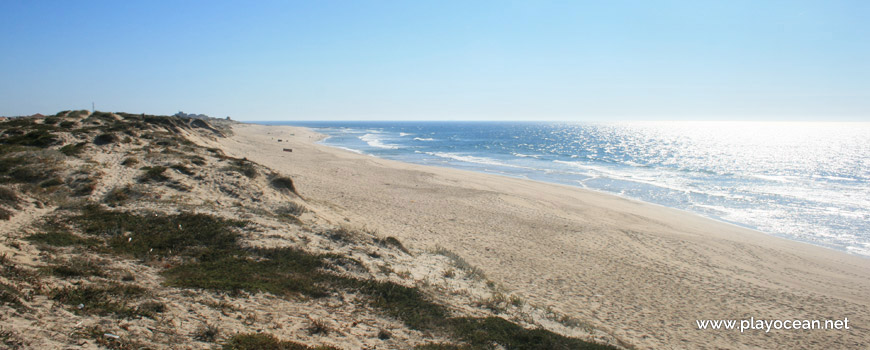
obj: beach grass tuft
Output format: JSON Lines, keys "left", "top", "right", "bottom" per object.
{"left": 433, "top": 246, "right": 487, "bottom": 281}
{"left": 270, "top": 176, "right": 297, "bottom": 194}
{"left": 275, "top": 202, "right": 308, "bottom": 217}
{"left": 375, "top": 236, "right": 410, "bottom": 254}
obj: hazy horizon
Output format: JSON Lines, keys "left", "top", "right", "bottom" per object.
{"left": 2, "top": 1, "right": 869, "bottom": 122}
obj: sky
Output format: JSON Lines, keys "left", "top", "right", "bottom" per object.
{"left": 1, "top": 0, "right": 869, "bottom": 121}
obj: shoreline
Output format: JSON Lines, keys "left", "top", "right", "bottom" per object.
{"left": 306, "top": 125, "right": 864, "bottom": 259}
{"left": 218, "top": 122, "right": 870, "bottom": 349}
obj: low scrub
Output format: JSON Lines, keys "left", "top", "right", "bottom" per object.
{"left": 41, "top": 202, "right": 613, "bottom": 350}
{"left": 163, "top": 247, "right": 328, "bottom": 298}
{"left": 93, "top": 133, "right": 119, "bottom": 145}
{"left": 170, "top": 163, "right": 195, "bottom": 176}
{"left": 103, "top": 185, "right": 145, "bottom": 206}
{"left": 0, "top": 282, "right": 25, "bottom": 309}
{"left": 447, "top": 317, "right": 615, "bottom": 350}
{"left": 73, "top": 204, "right": 245, "bottom": 259}
{"left": 0, "top": 150, "right": 62, "bottom": 184}
{"left": 0, "top": 186, "right": 19, "bottom": 207}
{"left": 120, "top": 157, "right": 139, "bottom": 167}
{"left": 138, "top": 166, "right": 169, "bottom": 182}
{"left": 0, "top": 130, "right": 58, "bottom": 148}
{"left": 222, "top": 333, "right": 339, "bottom": 350}
{"left": 59, "top": 142, "right": 87, "bottom": 156}
{"left": 224, "top": 158, "right": 257, "bottom": 178}
{"left": 27, "top": 220, "right": 100, "bottom": 247}
{"left": 50, "top": 283, "right": 148, "bottom": 317}
{"left": 44, "top": 257, "right": 107, "bottom": 278}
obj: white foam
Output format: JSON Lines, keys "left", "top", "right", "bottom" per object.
{"left": 512, "top": 153, "right": 540, "bottom": 158}
{"left": 335, "top": 146, "right": 363, "bottom": 154}
{"left": 359, "top": 134, "right": 400, "bottom": 149}
{"left": 413, "top": 137, "right": 435, "bottom": 141}
{"left": 425, "top": 152, "right": 537, "bottom": 170}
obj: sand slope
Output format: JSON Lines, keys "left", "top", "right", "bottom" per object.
{"left": 220, "top": 124, "right": 870, "bottom": 350}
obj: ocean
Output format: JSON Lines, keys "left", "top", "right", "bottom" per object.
{"left": 264, "top": 121, "right": 870, "bottom": 257}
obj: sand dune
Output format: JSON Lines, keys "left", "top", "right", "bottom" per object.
{"left": 220, "top": 123, "right": 870, "bottom": 349}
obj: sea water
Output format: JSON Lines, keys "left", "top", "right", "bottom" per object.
{"left": 265, "top": 121, "right": 870, "bottom": 257}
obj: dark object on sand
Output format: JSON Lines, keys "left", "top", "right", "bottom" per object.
{"left": 283, "top": 148, "right": 292, "bottom": 152}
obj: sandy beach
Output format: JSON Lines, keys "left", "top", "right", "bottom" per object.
{"left": 217, "top": 123, "right": 870, "bottom": 349}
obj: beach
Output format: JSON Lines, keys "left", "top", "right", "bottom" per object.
{"left": 217, "top": 123, "right": 870, "bottom": 349}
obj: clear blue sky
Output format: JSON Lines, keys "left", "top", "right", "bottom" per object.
{"left": 1, "top": 0, "right": 868, "bottom": 121}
